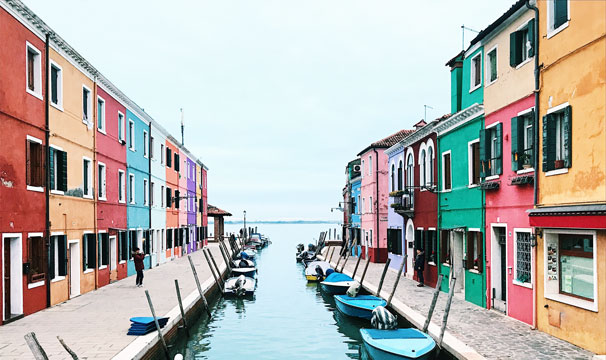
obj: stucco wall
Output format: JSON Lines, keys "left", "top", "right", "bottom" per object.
{"left": 461, "top": 47, "right": 484, "bottom": 109}
{"left": 360, "top": 148, "right": 389, "bottom": 262}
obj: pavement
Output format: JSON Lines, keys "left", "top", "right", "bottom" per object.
{"left": 0, "top": 243, "right": 228, "bottom": 360}
{"left": 323, "top": 247, "right": 595, "bottom": 360}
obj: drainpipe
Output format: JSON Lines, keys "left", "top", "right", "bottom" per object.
{"left": 44, "top": 32, "right": 51, "bottom": 308}
{"left": 374, "top": 149, "right": 380, "bottom": 263}
{"left": 526, "top": 0, "right": 539, "bottom": 330}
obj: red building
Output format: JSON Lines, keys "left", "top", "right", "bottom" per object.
{"left": 95, "top": 82, "right": 128, "bottom": 285}
{"left": 0, "top": 6, "right": 48, "bottom": 323}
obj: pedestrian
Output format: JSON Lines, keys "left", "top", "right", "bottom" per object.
{"left": 414, "top": 248, "right": 425, "bottom": 287}
{"left": 132, "top": 247, "right": 145, "bottom": 287}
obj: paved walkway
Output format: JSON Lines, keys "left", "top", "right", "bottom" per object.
{"left": 324, "top": 247, "right": 595, "bottom": 360}
{"left": 0, "top": 243, "right": 227, "bottom": 360}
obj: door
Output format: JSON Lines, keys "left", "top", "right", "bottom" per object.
{"left": 3, "top": 238, "right": 11, "bottom": 321}
{"left": 3, "top": 236, "right": 23, "bottom": 321}
{"left": 491, "top": 227, "right": 507, "bottom": 312}
{"left": 453, "top": 231, "right": 465, "bottom": 293}
{"left": 69, "top": 242, "right": 80, "bottom": 298}
{"left": 110, "top": 236, "right": 117, "bottom": 271}
{"left": 406, "top": 222, "right": 415, "bottom": 278}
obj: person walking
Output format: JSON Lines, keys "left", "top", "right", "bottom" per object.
{"left": 132, "top": 247, "right": 145, "bottom": 287}
{"left": 414, "top": 248, "right": 425, "bottom": 287}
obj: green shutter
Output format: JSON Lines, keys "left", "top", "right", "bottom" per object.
{"left": 479, "top": 129, "right": 487, "bottom": 178}
{"left": 542, "top": 114, "right": 557, "bottom": 172}
{"left": 49, "top": 236, "right": 55, "bottom": 279}
{"left": 511, "top": 117, "right": 520, "bottom": 171}
{"left": 495, "top": 123, "right": 503, "bottom": 175}
{"left": 563, "top": 106, "right": 572, "bottom": 168}
{"left": 58, "top": 236, "right": 67, "bottom": 276}
{"left": 60, "top": 151, "right": 67, "bottom": 191}
{"left": 98, "top": 234, "right": 102, "bottom": 266}
{"left": 527, "top": 19, "right": 535, "bottom": 58}
{"left": 510, "top": 31, "right": 521, "bottom": 67}
{"left": 554, "top": 0, "right": 568, "bottom": 29}
{"left": 83, "top": 236, "right": 88, "bottom": 270}
{"left": 49, "top": 147, "right": 55, "bottom": 190}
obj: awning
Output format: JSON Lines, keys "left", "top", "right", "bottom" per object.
{"left": 528, "top": 204, "right": 606, "bottom": 229}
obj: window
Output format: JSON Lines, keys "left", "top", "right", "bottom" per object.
{"left": 440, "top": 230, "right": 451, "bottom": 265}
{"left": 150, "top": 136, "right": 155, "bottom": 159}
{"left": 143, "top": 131, "right": 148, "bottom": 158}
{"left": 357, "top": 195, "right": 361, "bottom": 214}
{"left": 50, "top": 62, "right": 62, "bottom": 108}
{"left": 26, "top": 136, "right": 45, "bottom": 189}
{"left": 426, "top": 145, "right": 434, "bottom": 187}
{"left": 82, "top": 86, "right": 92, "bottom": 124}
{"left": 362, "top": 198, "right": 365, "bottom": 214}
{"left": 511, "top": 110, "right": 535, "bottom": 171}
{"left": 469, "top": 140, "right": 481, "bottom": 185}
{"left": 548, "top": 0, "right": 569, "bottom": 36}
{"left": 166, "top": 147, "right": 172, "bottom": 168}
{"left": 119, "top": 231, "right": 128, "bottom": 261}
{"left": 26, "top": 43, "right": 42, "bottom": 98}
{"left": 166, "top": 187, "right": 172, "bottom": 208}
{"left": 161, "top": 185, "right": 165, "bottom": 207}
{"left": 486, "top": 47, "right": 497, "bottom": 83}
{"left": 510, "top": 20, "right": 535, "bottom": 67}
{"left": 543, "top": 105, "right": 571, "bottom": 172}
{"left": 129, "top": 120, "right": 135, "bottom": 150}
{"left": 161, "top": 144, "right": 165, "bottom": 165}
{"left": 559, "top": 234, "right": 593, "bottom": 300}
{"left": 368, "top": 155, "right": 372, "bottom": 176}
{"left": 470, "top": 53, "right": 482, "bottom": 90}
{"left": 118, "top": 112, "right": 125, "bottom": 142}
{"left": 466, "top": 231, "right": 483, "bottom": 272}
{"left": 387, "top": 229, "right": 402, "bottom": 255}
{"left": 414, "top": 229, "right": 424, "bottom": 252}
{"left": 420, "top": 149, "right": 426, "bottom": 187}
{"left": 406, "top": 153, "right": 414, "bottom": 189}
{"left": 442, "top": 152, "right": 451, "bottom": 191}
{"left": 118, "top": 170, "right": 125, "bottom": 203}
{"left": 129, "top": 230, "right": 138, "bottom": 259}
{"left": 50, "top": 147, "right": 67, "bottom": 193}
{"left": 361, "top": 160, "right": 364, "bottom": 179}
{"left": 82, "top": 158, "right": 92, "bottom": 198}
{"left": 98, "top": 162, "right": 106, "bottom": 200}
{"left": 27, "top": 235, "right": 45, "bottom": 283}
{"left": 166, "top": 229, "right": 173, "bottom": 249}
{"left": 97, "top": 96, "right": 106, "bottom": 132}
{"left": 479, "top": 124, "right": 503, "bottom": 178}
{"left": 369, "top": 229, "right": 373, "bottom": 247}
{"left": 175, "top": 190, "right": 180, "bottom": 209}
{"left": 98, "top": 233, "right": 109, "bottom": 268}
{"left": 50, "top": 235, "right": 67, "bottom": 279}
{"left": 390, "top": 164, "right": 395, "bottom": 191}
{"left": 143, "top": 179, "right": 148, "bottom": 206}
{"left": 150, "top": 181, "right": 155, "bottom": 206}
{"left": 514, "top": 231, "right": 532, "bottom": 284}
{"left": 129, "top": 174, "right": 135, "bottom": 204}
{"left": 427, "top": 230, "right": 437, "bottom": 264}
{"left": 174, "top": 153, "right": 180, "bottom": 172}
{"left": 369, "top": 196, "right": 373, "bottom": 214}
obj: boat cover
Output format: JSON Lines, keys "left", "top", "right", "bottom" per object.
{"left": 324, "top": 272, "right": 354, "bottom": 283}
{"left": 364, "top": 329, "right": 427, "bottom": 339}
{"left": 360, "top": 328, "right": 436, "bottom": 359}
{"left": 371, "top": 306, "right": 397, "bottom": 330}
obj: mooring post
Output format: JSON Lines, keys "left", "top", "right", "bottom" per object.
{"left": 334, "top": 252, "right": 344, "bottom": 269}
{"left": 438, "top": 276, "right": 457, "bottom": 348}
{"left": 144, "top": 290, "right": 171, "bottom": 360}
{"left": 359, "top": 258, "right": 371, "bottom": 286}
{"left": 24, "top": 332, "right": 48, "bottom": 360}
{"left": 328, "top": 247, "right": 336, "bottom": 262}
{"left": 352, "top": 254, "right": 363, "bottom": 278}
{"left": 57, "top": 336, "right": 78, "bottom": 359}
{"left": 174, "top": 279, "right": 190, "bottom": 336}
{"left": 207, "top": 248, "right": 224, "bottom": 284}
{"left": 422, "top": 274, "right": 444, "bottom": 333}
{"left": 218, "top": 242, "right": 232, "bottom": 271}
{"left": 376, "top": 258, "right": 392, "bottom": 296}
{"left": 387, "top": 256, "right": 406, "bottom": 307}
{"left": 339, "top": 251, "right": 350, "bottom": 273}
{"left": 187, "top": 255, "right": 212, "bottom": 318}
{"left": 203, "top": 249, "right": 222, "bottom": 289}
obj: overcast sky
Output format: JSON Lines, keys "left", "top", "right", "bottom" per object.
{"left": 25, "top": 0, "right": 514, "bottom": 221}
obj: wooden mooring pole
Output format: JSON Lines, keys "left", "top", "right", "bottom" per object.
{"left": 203, "top": 249, "right": 222, "bottom": 289}
{"left": 376, "top": 258, "right": 391, "bottom": 296}
{"left": 174, "top": 279, "right": 190, "bottom": 336}
{"left": 207, "top": 248, "right": 225, "bottom": 286}
{"left": 187, "top": 255, "right": 212, "bottom": 318}
{"left": 359, "top": 258, "right": 371, "bottom": 286}
{"left": 387, "top": 256, "right": 406, "bottom": 307}
{"left": 422, "top": 274, "right": 444, "bottom": 333}
{"left": 218, "top": 242, "right": 232, "bottom": 271}
{"left": 352, "top": 254, "right": 363, "bottom": 278}
{"left": 24, "top": 332, "right": 48, "bottom": 360}
{"left": 144, "top": 290, "right": 171, "bottom": 360}
{"left": 57, "top": 336, "right": 78, "bottom": 359}
{"left": 328, "top": 247, "right": 336, "bottom": 262}
{"left": 334, "top": 252, "right": 344, "bottom": 269}
{"left": 339, "top": 251, "right": 350, "bottom": 273}
{"left": 438, "top": 276, "right": 457, "bottom": 348}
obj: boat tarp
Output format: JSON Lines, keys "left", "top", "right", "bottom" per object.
{"left": 364, "top": 328, "right": 427, "bottom": 339}
{"left": 324, "top": 272, "right": 353, "bottom": 283}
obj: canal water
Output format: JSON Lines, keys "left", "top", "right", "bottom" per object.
{"left": 171, "top": 223, "right": 454, "bottom": 360}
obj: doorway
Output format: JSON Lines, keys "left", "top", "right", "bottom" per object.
{"left": 110, "top": 236, "right": 117, "bottom": 271}
{"left": 491, "top": 226, "right": 507, "bottom": 312}
{"left": 405, "top": 220, "right": 415, "bottom": 278}
{"left": 2, "top": 234, "right": 23, "bottom": 322}
{"left": 452, "top": 231, "right": 465, "bottom": 293}
{"left": 69, "top": 241, "right": 80, "bottom": 298}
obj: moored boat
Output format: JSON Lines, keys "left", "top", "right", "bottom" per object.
{"left": 360, "top": 328, "right": 436, "bottom": 360}
{"left": 304, "top": 261, "right": 333, "bottom": 281}
{"left": 223, "top": 275, "right": 256, "bottom": 297}
{"left": 320, "top": 272, "right": 355, "bottom": 295}
{"left": 334, "top": 295, "right": 387, "bottom": 320}
{"left": 231, "top": 259, "right": 257, "bottom": 278}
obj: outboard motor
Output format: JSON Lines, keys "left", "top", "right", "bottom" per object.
{"left": 308, "top": 243, "right": 317, "bottom": 252}
{"left": 371, "top": 306, "right": 397, "bottom": 330}
{"left": 325, "top": 268, "right": 335, "bottom": 277}
{"left": 238, "top": 259, "right": 248, "bottom": 268}
{"left": 315, "top": 265, "right": 325, "bottom": 280}
{"left": 347, "top": 281, "right": 361, "bottom": 297}
{"left": 234, "top": 275, "right": 247, "bottom": 296}
{"left": 296, "top": 244, "right": 304, "bottom": 253}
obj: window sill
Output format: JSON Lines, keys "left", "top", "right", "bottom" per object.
{"left": 27, "top": 185, "right": 44, "bottom": 193}
{"left": 119, "top": 200, "right": 126, "bottom": 204}
{"left": 468, "top": 184, "right": 480, "bottom": 189}
{"left": 119, "top": 260, "right": 126, "bottom": 264}
{"left": 485, "top": 78, "right": 497, "bottom": 87}
{"left": 51, "top": 276, "right": 65, "bottom": 283}
{"left": 547, "top": 21, "right": 569, "bottom": 40}
{"left": 513, "top": 280, "right": 532, "bottom": 289}
{"left": 26, "top": 88, "right": 43, "bottom": 101}
{"left": 468, "top": 269, "right": 482, "bottom": 274}
{"left": 515, "top": 57, "right": 533, "bottom": 70}
{"left": 98, "top": 197, "right": 107, "bottom": 202}
{"left": 28, "top": 280, "right": 45, "bottom": 289}
{"left": 129, "top": 147, "right": 135, "bottom": 152}
{"left": 516, "top": 168, "right": 535, "bottom": 175}
{"left": 428, "top": 262, "right": 437, "bottom": 267}
{"left": 485, "top": 175, "right": 500, "bottom": 181}
{"left": 98, "top": 265, "right": 107, "bottom": 270}
{"left": 83, "top": 194, "right": 93, "bottom": 200}
{"left": 545, "top": 168, "right": 569, "bottom": 177}
{"left": 545, "top": 292, "right": 596, "bottom": 312}
{"left": 469, "top": 84, "right": 481, "bottom": 94}
{"left": 50, "top": 190, "right": 64, "bottom": 196}
{"left": 83, "top": 269, "right": 94, "bottom": 274}
{"left": 442, "top": 263, "right": 451, "bottom": 267}
{"left": 442, "top": 189, "right": 452, "bottom": 193}
{"left": 97, "top": 128, "right": 107, "bottom": 135}
{"left": 50, "top": 102, "right": 64, "bottom": 112}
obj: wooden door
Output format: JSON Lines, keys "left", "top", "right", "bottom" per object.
{"left": 3, "top": 239, "right": 10, "bottom": 320}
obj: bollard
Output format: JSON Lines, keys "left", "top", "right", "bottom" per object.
{"left": 376, "top": 258, "right": 392, "bottom": 296}
{"left": 174, "top": 279, "right": 190, "bottom": 336}
{"left": 207, "top": 248, "right": 225, "bottom": 287}
{"left": 422, "top": 274, "right": 444, "bottom": 333}
{"left": 187, "top": 255, "right": 212, "bottom": 318}
{"left": 144, "top": 290, "right": 171, "bottom": 360}
{"left": 203, "top": 249, "right": 222, "bottom": 290}
{"left": 24, "top": 332, "right": 48, "bottom": 360}
{"left": 387, "top": 256, "right": 406, "bottom": 307}
{"left": 359, "top": 258, "right": 371, "bottom": 287}
{"left": 352, "top": 255, "right": 363, "bottom": 278}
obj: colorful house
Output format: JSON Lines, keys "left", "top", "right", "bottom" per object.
{"left": 186, "top": 153, "right": 197, "bottom": 253}
{"left": 0, "top": 4, "right": 48, "bottom": 323}
{"left": 350, "top": 178, "right": 362, "bottom": 255}
{"left": 358, "top": 130, "right": 413, "bottom": 263}
{"left": 384, "top": 141, "right": 406, "bottom": 271}
{"left": 150, "top": 121, "right": 168, "bottom": 266}
{"left": 343, "top": 159, "right": 360, "bottom": 251}
{"left": 529, "top": 0, "right": 606, "bottom": 353}
{"left": 200, "top": 164, "right": 208, "bottom": 246}
{"left": 177, "top": 147, "right": 188, "bottom": 255}
{"left": 165, "top": 137, "right": 180, "bottom": 258}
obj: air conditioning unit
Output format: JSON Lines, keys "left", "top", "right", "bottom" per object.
{"left": 353, "top": 165, "right": 361, "bottom": 172}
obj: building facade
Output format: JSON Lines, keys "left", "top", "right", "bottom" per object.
{"left": 385, "top": 143, "right": 406, "bottom": 271}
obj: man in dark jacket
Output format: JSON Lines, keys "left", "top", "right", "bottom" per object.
{"left": 132, "top": 248, "right": 145, "bottom": 287}
{"left": 414, "top": 249, "right": 425, "bottom": 287}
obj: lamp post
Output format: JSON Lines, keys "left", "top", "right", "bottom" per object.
{"left": 243, "top": 210, "right": 247, "bottom": 241}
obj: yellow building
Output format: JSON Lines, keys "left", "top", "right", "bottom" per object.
{"left": 529, "top": 0, "right": 606, "bottom": 354}
{"left": 48, "top": 45, "right": 97, "bottom": 305}
{"left": 196, "top": 162, "right": 203, "bottom": 245}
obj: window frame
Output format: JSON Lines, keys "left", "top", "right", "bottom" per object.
{"left": 143, "top": 130, "right": 149, "bottom": 158}
{"left": 97, "top": 95, "right": 106, "bottom": 134}
{"left": 547, "top": 0, "right": 570, "bottom": 39}
{"left": 514, "top": 107, "right": 536, "bottom": 174}
{"left": 143, "top": 178, "right": 149, "bottom": 206}
{"left": 468, "top": 139, "right": 481, "bottom": 187}
{"left": 118, "top": 112, "right": 125, "bottom": 143}
{"left": 27, "top": 233, "right": 46, "bottom": 285}
{"left": 150, "top": 181, "right": 155, "bottom": 207}
{"left": 118, "top": 169, "right": 126, "bottom": 203}
{"left": 161, "top": 185, "right": 165, "bottom": 208}
{"left": 513, "top": 228, "right": 533, "bottom": 289}
{"left": 544, "top": 102, "right": 571, "bottom": 176}
{"left": 368, "top": 155, "right": 372, "bottom": 176}
{"left": 441, "top": 151, "right": 452, "bottom": 192}
{"left": 485, "top": 45, "right": 498, "bottom": 85}
{"left": 82, "top": 85, "right": 92, "bottom": 125}
{"left": 82, "top": 156, "right": 93, "bottom": 199}
{"left": 129, "top": 173, "right": 135, "bottom": 204}
{"left": 97, "top": 161, "right": 106, "bottom": 201}
{"left": 469, "top": 52, "right": 482, "bottom": 93}
{"left": 128, "top": 120, "right": 135, "bottom": 151}
{"left": 49, "top": 144, "right": 66, "bottom": 195}
{"left": 25, "top": 41, "right": 42, "bottom": 100}
{"left": 160, "top": 144, "right": 165, "bottom": 165}
{"left": 26, "top": 135, "right": 45, "bottom": 192}
{"left": 150, "top": 136, "right": 155, "bottom": 160}
{"left": 49, "top": 60, "right": 63, "bottom": 110}
{"left": 426, "top": 140, "right": 435, "bottom": 188}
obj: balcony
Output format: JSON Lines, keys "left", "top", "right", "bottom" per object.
{"left": 389, "top": 188, "right": 414, "bottom": 217}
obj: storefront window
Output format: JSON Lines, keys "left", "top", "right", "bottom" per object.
{"left": 559, "top": 234, "right": 593, "bottom": 300}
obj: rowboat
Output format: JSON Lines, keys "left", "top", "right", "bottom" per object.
{"left": 360, "top": 328, "right": 436, "bottom": 360}
{"left": 334, "top": 295, "right": 386, "bottom": 320}
{"left": 223, "top": 275, "right": 256, "bottom": 297}
{"left": 320, "top": 272, "right": 355, "bottom": 295}
{"left": 304, "top": 261, "right": 332, "bottom": 281}
{"left": 231, "top": 259, "right": 257, "bottom": 278}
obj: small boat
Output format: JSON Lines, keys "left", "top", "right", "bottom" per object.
{"left": 305, "top": 261, "right": 332, "bottom": 281}
{"left": 223, "top": 275, "right": 256, "bottom": 297}
{"left": 334, "top": 295, "right": 387, "bottom": 319}
{"left": 320, "top": 272, "right": 355, "bottom": 295}
{"left": 297, "top": 250, "right": 315, "bottom": 263}
{"left": 360, "top": 328, "right": 436, "bottom": 360}
{"left": 231, "top": 259, "right": 257, "bottom": 278}
{"left": 236, "top": 249, "right": 256, "bottom": 260}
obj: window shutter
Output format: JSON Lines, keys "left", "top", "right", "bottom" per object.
{"left": 26, "top": 140, "right": 32, "bottom": 185}
{"left": 167, "top": 188, "right": 172, "bottom": 207}
{"left": 49, "top": 237, "right": 56, "bottom": 279}
{"left": 175, "top": 190, "right": 180, "bottom": 209}
{"left": 510, "top": 31, "right": 519, "bottom": 67}
{"left": 495, "top": 123, "right": 503, "bottom": 175}
{"left": 83, "top": 236, "right": 88, "bottom": 270}
{"left": 527, "top": 19, "right": 535, "bottom": 58}
{"left": 542, "top": 115, "right": 556, "bottom": 172}
{"left": 199, "top": 198, "right": 203, "bottom": 213}
{"left": 554, "top": 0, "right": 568, "bottom": 29}
{"left": 49, "top": 147, "right": 55, "bottom": 190}
{"left": 511, "top": 117, "right": 521, "bottom": 171}
{"left": 60, "top": 151, "right": 67, "bottom": 191}
{"left": 98, "top": 234, "right": 102, "bottom": 266}
{"left": 479, "top": 129, "right": 487, "bottom": 178}
{"left": 563, "top": 106, "right": 572, "bottom": 168}
{"left": 58, "top": 236, "right": 67, "bottom": 276}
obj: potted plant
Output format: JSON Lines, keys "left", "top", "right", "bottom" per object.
{"left": 389, "top": 190, "right": 405, "bottom": 197}
{"left": 554, "top": 159, "right": 565, "bottom": 169}
{"left": 520, "top": 153, "right": 532, "bottom": 169}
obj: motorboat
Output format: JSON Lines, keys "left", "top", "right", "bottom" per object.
{"left": 320, "top": 272, "right": 355, "bottom": 295}
{"left": 334, "top": 295, "right": 387, "bottom": 320}
{"left": 223, "top": 275, "right": 256, "bottom": 297}
{"left": 360, "top": 328, "right": 436, "bottom": 360}
{"left": 304, "top": 261, "right": 332, "bottom": 282}
{"left": 231, "top": 259, "right": 257, "bottom": 278}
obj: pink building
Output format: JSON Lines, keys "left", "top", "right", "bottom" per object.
{"left": 358, "top": 130, "right": 413, "bottom": 263}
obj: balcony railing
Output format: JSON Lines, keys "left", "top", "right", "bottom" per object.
{"left": 390, "top": 188, "right": 414, "bottom": 216}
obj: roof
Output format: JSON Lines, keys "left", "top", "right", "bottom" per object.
{"left": 357, "top": 129, "right": 414, "bottom": 156}
{"left": 207, "top": 205, "right": 232, "bottom": 217}
{"left": 445, "top": 51, "right": 465, "bottom": 67}
{"left": 469, "top": 0, "right": 528, "bottom": 47}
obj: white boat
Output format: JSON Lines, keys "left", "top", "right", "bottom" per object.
{"left": 223, "top": 275, "right": 256, "bottom": 296}
{"left": 305, "top": 261, "right": 333, "bottom": 282}
{"left": 231, "top": 259, "right": 257, "bottom": 277}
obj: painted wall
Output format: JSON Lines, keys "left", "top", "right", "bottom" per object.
{"left": 165, "top": 139, "right": 179, "bottom": 258}
{"left": 186, "top": 156, "right": 196, "bottom": 253}
{"left": 461, "top": 47, "right": 484, "bottom": 109}
{"left": 196, "top": 163, "right": 203, "bottom": 245}
{"left": 386, "top": 146, "right": 406, "bottom": 270}
{"left": 201, "top": 167, "right": 208, "bottom": 246}
{"left": 177, "top": 148, "right": 188, "bottom": 255}
{"left": 350, "top": 179, "right": 361, "bottom": 226}
{"left": 150, "top": 123, "right": 166, "bottom": 265}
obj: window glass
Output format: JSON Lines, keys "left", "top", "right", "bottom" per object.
{"left": 488, "top": 49, "right": 497, "bottom": 82}
{"left": 516, "top": 232, "right": 532, "bottom": 283}
{"left": 559, "top": 234, "right": 593, "bottom": 299}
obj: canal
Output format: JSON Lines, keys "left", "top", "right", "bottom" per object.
{"left": 169, "top": 224, "right": 454, "bottom": 360}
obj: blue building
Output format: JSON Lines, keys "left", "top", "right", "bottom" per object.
{"left": 348, "top": 159, "right": 362, "bottom": 256}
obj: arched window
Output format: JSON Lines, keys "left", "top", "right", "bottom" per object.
{"left": 406, "top": 154, "right": 414, "bottom": 190}
{"left": 420, "top": 149, "right": 426, "bottom": 187}
{"left": 397, "top": 160, "right": 403, "bottom": 190}
{"left": 427, "top": 146, "right": 434, "bottom": 186}
{"left": 391, "top": 164, "right": 395, "bottom": 191}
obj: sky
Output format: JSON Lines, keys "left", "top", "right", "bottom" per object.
{"left": 24, "top": 0, "right": 514, "bottom": 222}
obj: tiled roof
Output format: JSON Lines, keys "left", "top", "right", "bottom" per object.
{"left": 358, "top": 129, "right": 414, "bottom": 156}
{"left": 207, "top": 205, "right": 232, "bottom": 217}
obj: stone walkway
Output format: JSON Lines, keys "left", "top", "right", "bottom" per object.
{"left": 324, "top": 247, "right": 595, "bottom": 360}
{"left": 0, "top": 243, "right": 227, "bottom": 360}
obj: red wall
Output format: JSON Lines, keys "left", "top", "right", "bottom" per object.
{"left": 0, "top": 8, "right": 48, "bottom": 323}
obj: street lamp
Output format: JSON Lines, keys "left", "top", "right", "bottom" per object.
{"left": 243, "top": 210, "right": 247, "bottom": 240}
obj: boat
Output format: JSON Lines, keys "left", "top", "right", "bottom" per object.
{"left": 236, "top": 249, "right": 256, "bottom": 261}
{"left": 297, "top": 250, "right": 315, "bottom": 263}
{"left": 334, "top": 295, "right": 387, "bottom": 319}
{"left": 304, "top": 261, "right": 332, "bottom": 281}
{"left": 231, "top": 259, "right": 257, "bottom": 278}
{"left": 223, "top": 275, "right": 256, "bottom": 297}
{"left": 360, "top": 328, "right": 436, "bottom": 360}
{"left": 320, "top": 272, "right": 355, "bottom": 295}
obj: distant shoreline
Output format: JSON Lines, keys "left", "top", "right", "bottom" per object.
{"left": 223, "top": 220, "right": 339, "bottom": 225}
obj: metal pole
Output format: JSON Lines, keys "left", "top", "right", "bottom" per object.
{"left": 174, "top": 279, "right": 190, "bottom": 335}
{"left": 203, "top": 249, "right": 221, "bottom": 289}
{"left": 352, "top": 254, "right": 363, "bottom": 278}
{"left": 144, "top": 290, "right": 170, "bottom": 360}
{"left": 24, "top": 332, "right": 48, "bottom": 360}
{"left": 422, "top": 274, "right": 444, "bottom": 333}
{"left": 359, "top": 258, "right": 371, "bottom": 287}
{"left": 187, "top": 255, "right": 212, "bottom": 318}
{"left": 376, "top": 258, "right": 392, "bottom": 296}
{"left": 207, "top": 248, "right": 225, "bottom": 287}
{"left": 387, "top": 256, "right": 406, "bottom": 306}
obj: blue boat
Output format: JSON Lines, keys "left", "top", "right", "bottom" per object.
{"left": 360, "top": 328, "right": 436, "bottom": 360}
{"left": 334, "top": 295, "right": 387, "bottom": 320}
{"left": 320, "top": 273, "right": 355, "bottom": 295}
